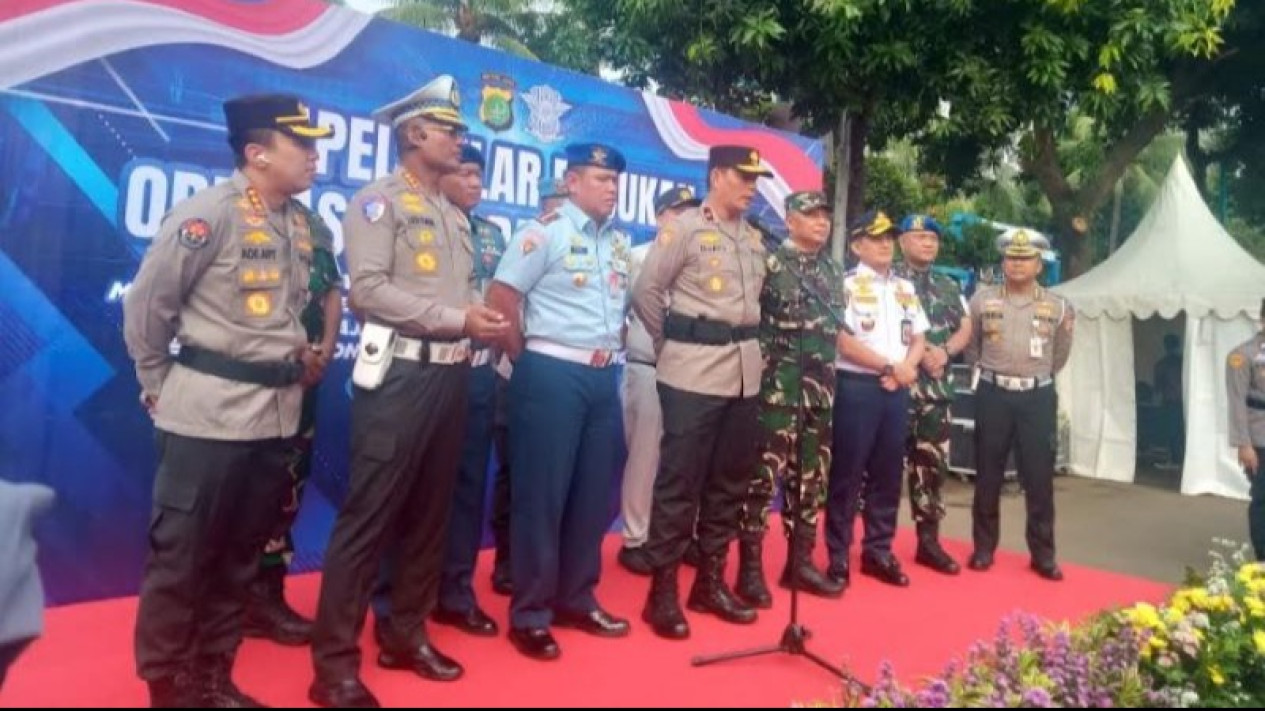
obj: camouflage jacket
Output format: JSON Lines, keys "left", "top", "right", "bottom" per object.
{"left": 470, "top": 214, "right": 507, "bottom": 296}
{"left": 759, "top": 243, "right": 846, "bottom": 410}
{"left": 894, "top": 262, "right": 965, "bottom": 402}
{"left": 299, "top": 205, "right": 342, "bottom": 343}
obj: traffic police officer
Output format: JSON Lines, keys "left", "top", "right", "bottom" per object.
{"left": 432, "top": 143, "right": 505, "bottom": 636}
{"left": 894, "top": 214, "right": 972, "bottom": 575}
{"left": 736, "top": 190, "right": 847, "bottom": 606}
{"left": 487, "top": 143, "right": 632, "bottom": 661}
{"left": 245, "top": 204, "right": 343, "bottom": 647}
{"left": 1225, "top": 299, "right": 1265, "bottom": 561}
{"left": 309, "top": 76, "right": 508, "bottom": 708}
{"left": 123, "top": 94, "right": 331, "bottom": 707}
{"left": 619, "top": 187, "right": 701, "bottom": 576}
{"left": 634, "top": 145, "right": 771, "bottom": 640}
{"left": 964, "top": 228, "right": 1072, "bottom": 582}
{"left": 488, "top": 176, "right": 570, "bottom": 596}
{"left": 827, "top": 210, "right": 928, "bottom": 590}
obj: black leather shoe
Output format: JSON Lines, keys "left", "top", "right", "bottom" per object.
{"left": 1030, "top": 560, "right": 1064, "bottom": 581}
{"left": 617, "top": 546, "right": 654, "bottom": 576}
{"left": 553, "top": 608, "right": 631, "bottom": 638}
{"left": 195, "top": 657, "right": 264, "bottom": 708}
{"left": 242, "top": 566, "right": 312, "bottom": 647}
{"left": 308, "top": 678, "right": 380, "bottom": 709}
{"left": 860, "top": 555, "right": 910, "bottom": 587}
{"left": 377, "top": 642, "right": 464, "bottom": 682}
{"left": 432, "top": 606, "right": 498, "bottom": 637}
{"left": 967, "top": 551, "right": 994, "bottom": 572}
{"left": 915, "top": 540, "right": 961, "bottom": 576}
{"left": 490, "top": 563, "right": 512, "bottom": 597}
{"left": 508, "top": 626, "right": 561, "bottom": 660}
{"left": 148, "top": 673, "right": 201, "bottom": 708}
{"left": 825, "top": 562, "right": 851, "bottom": 589}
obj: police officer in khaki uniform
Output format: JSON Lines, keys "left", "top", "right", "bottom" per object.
{"left": 964, "top": 228, "right": 1073, "bottom": 582}
{"left": 309, "top": 76, "right": 508, "bottom": 709}
{"left": 634, "top": 145, "right": 771, "bottom": 641}
{"left": 1225, "top": 300, "right": 1265, "bottom": 562}
{"left": 619, "top": 187, "right": 700, "bottom": 577}
{"left": 123, "top": 94, "right": 332, "bottom": 707}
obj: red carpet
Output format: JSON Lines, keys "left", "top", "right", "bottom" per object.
{"left": 1, "top": 531, "right": 1170, "bottom": 708}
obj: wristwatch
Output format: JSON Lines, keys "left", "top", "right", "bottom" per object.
{"left": 881, "top": 363, "right": 895, "bottom": 377}
{"left": 309, "top": 344, "right": 324, "bottom": 355}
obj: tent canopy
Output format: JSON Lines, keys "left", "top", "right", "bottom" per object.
{"left": 1057, "top": 157, "right": 1265, "bottom": 320}
{"left": 1054, "top": 156, "right": 1263, "bottom": 500}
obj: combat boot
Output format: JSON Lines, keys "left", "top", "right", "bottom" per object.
{"left": 194, "top": 655, "right": 265, "bottom": 708}
{"left": 687, "top": 550, "right": 757, "bottom": 625}
{"left": 641, "top": 564, "right": 690, "bottom": 640}
{"left": 779, "top": 531, "right": 844, "bottom": 598}
{"left": 914, "top": 522, "right": 961, "bottom": 575}
{"left": 734, "top": 533, "right": 772, "bottom": 609}
{"left": 243, "top": 565, "right": 313, "bottom": 646}
{"left": 147, "top": 669, "right": 200, "bottom": 708}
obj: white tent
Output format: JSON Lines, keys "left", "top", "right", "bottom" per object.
{"left": 1054, "top": 156, "right": 1264, "bottom": 500}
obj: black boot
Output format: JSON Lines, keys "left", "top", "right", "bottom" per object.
{"left": 641, "top": 565, "right": 690, "bottom": 640}
{"left": 734, "top": 534, "right": 772, "bottom": 609}
{"left": 148, "top": 670, "right": 200, "bottom": 708}
{"left": 914, "top": 522, "right": 960, "bottom": 575}
{"left": 243, "top": 565, "right": 313, "bottom": 646}
{"left": 779, "top": 532, "right": 844, "bottom": 599}
{"left": 194, "top": 656, "right": 265, "bottom": 708}
{"left": 681, "top": 538, "right": 701, "bottom": 569}
{"left": 687, "top": 550, "right": 757, "bottom": 625}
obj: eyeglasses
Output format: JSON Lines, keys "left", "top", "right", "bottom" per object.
{"left": 424, "top": 121, "right": 468, "bottom": 138}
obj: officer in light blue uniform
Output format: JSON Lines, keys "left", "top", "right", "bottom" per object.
{"left": 487, "top": 143, "right": 633, "bottom": 661}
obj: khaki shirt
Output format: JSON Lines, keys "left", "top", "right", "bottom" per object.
{"left": 625, "top": 243, "right": 656, "bottom": 364}
{"left": 966, "top": 284, "right": 1073, "bottom": 378}
{"left": 633, "top": 204, "right": 767, "bottom": 398}
{"left": 1226, "top": 334, "right": 1265, "bottom": 448}
{"left": 344, "top": 168, "right": 476, "bottom": 338}
{"left": 123, "top": 172, "right": 309, "bottom": 440}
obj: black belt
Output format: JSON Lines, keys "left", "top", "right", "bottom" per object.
{"left": 663, "top": 312, "right": 758, "bottom": 346}
{"left": 1249, "top": 398, "right": 1265, "bottom": 411}
{"left": 837, "top": 370, "right": 881, "bottom": 382}
{"left": 176, "top": 345, "right": 302, "bottom": 388}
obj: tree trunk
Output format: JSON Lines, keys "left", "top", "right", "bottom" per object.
{"left": 845, "top": 109, "right": 870, "bottom": 225}
{"left": 829, "top": 110, "right": 851, "bottom": 265}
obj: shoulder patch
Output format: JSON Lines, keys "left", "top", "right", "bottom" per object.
{"left": 361, "top": 195, "right": 387, "bottom": 223}
{"left": 521, "top": 230, "right": 548, "bottom": 255}
{"left": 1230, "top": 352, "right": 1246, "bottom": 370}
{"left": 177, "top": 218, "right": 211, "bottom": 250}
{"left": 657, "top": 227, "right": 675, "bottom": 246}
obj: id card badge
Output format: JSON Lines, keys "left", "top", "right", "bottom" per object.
{"left": 900, "top": 319, "right": 912, "bottom": 346}
{"left": 1030, "top": 335, "right": 1044, "bottom": 359}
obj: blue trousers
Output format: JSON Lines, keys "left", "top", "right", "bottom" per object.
{"left": 826, "top": 374, "right": 910, "bottom": 566}
{"left": 438, "top": 362, "right": 498, "bottom": 613}
{"left": 508, "top": 351, "right": 620, "bottom": 629}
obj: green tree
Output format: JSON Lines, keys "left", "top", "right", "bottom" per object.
{"left": 920, "top": 0, "right": 1238, "bottom": 276}
{"left": 381, "top": 0, "right": 542, "bottom": 60}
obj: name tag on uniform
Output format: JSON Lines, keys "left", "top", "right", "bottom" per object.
{"left": 1030, "top": 336, "right": 1045, "bottom": 359}
{"left": 901, "top": 319, "right": 912, "bottom": 346}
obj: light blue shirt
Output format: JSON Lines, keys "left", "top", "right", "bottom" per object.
{"left": 495, "top": 200, "right": 630, "bottom": 351}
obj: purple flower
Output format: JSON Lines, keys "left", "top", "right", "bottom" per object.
{"left": 1021, "top": 687, "right": 1053, "bottom": 707}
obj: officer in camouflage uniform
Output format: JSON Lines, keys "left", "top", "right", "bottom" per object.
{"left": 894, "top": 214, "right": 971, "bottom": 575}
{"left": 735, "top": 191, "right": 846, "bottom": 607}
{"left": 244, "top": 204, "right": 343, "bottom": 646}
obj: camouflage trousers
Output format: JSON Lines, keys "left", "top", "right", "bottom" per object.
{"left": 260, "top": 387, "right": 320, "bottom": 569}
{"left": 905, "top": 398, "right": 951, "bottom": 524}
{"left": 740, "top": 404, "right": 832, "bottom": 539}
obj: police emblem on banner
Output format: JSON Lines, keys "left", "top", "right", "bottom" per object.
{"left": 480, "top": 73, "right": 516, "bottom": 132}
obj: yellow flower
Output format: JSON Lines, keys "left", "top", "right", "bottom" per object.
{"left": 1254, "top": 629, "right": 1265, "bottom": 655}
{"left": 1246, "top": 596, "right": 1265, "bottom": 619}
{"left": 1210, "top": 666, "right": 1225, "bottom": 686}
{"left": 1127, "top": 603, "right": 1164, "bottom": 630}
{"left": 1148, "top": 636, "right": 1168, "bottom": 650}
{"left": 1164, "top": 607, "right": 1185, "bottom": 626}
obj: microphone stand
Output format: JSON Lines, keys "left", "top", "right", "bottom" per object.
{"left": 691, "top": 220, "right": 867, "bottom": 694}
